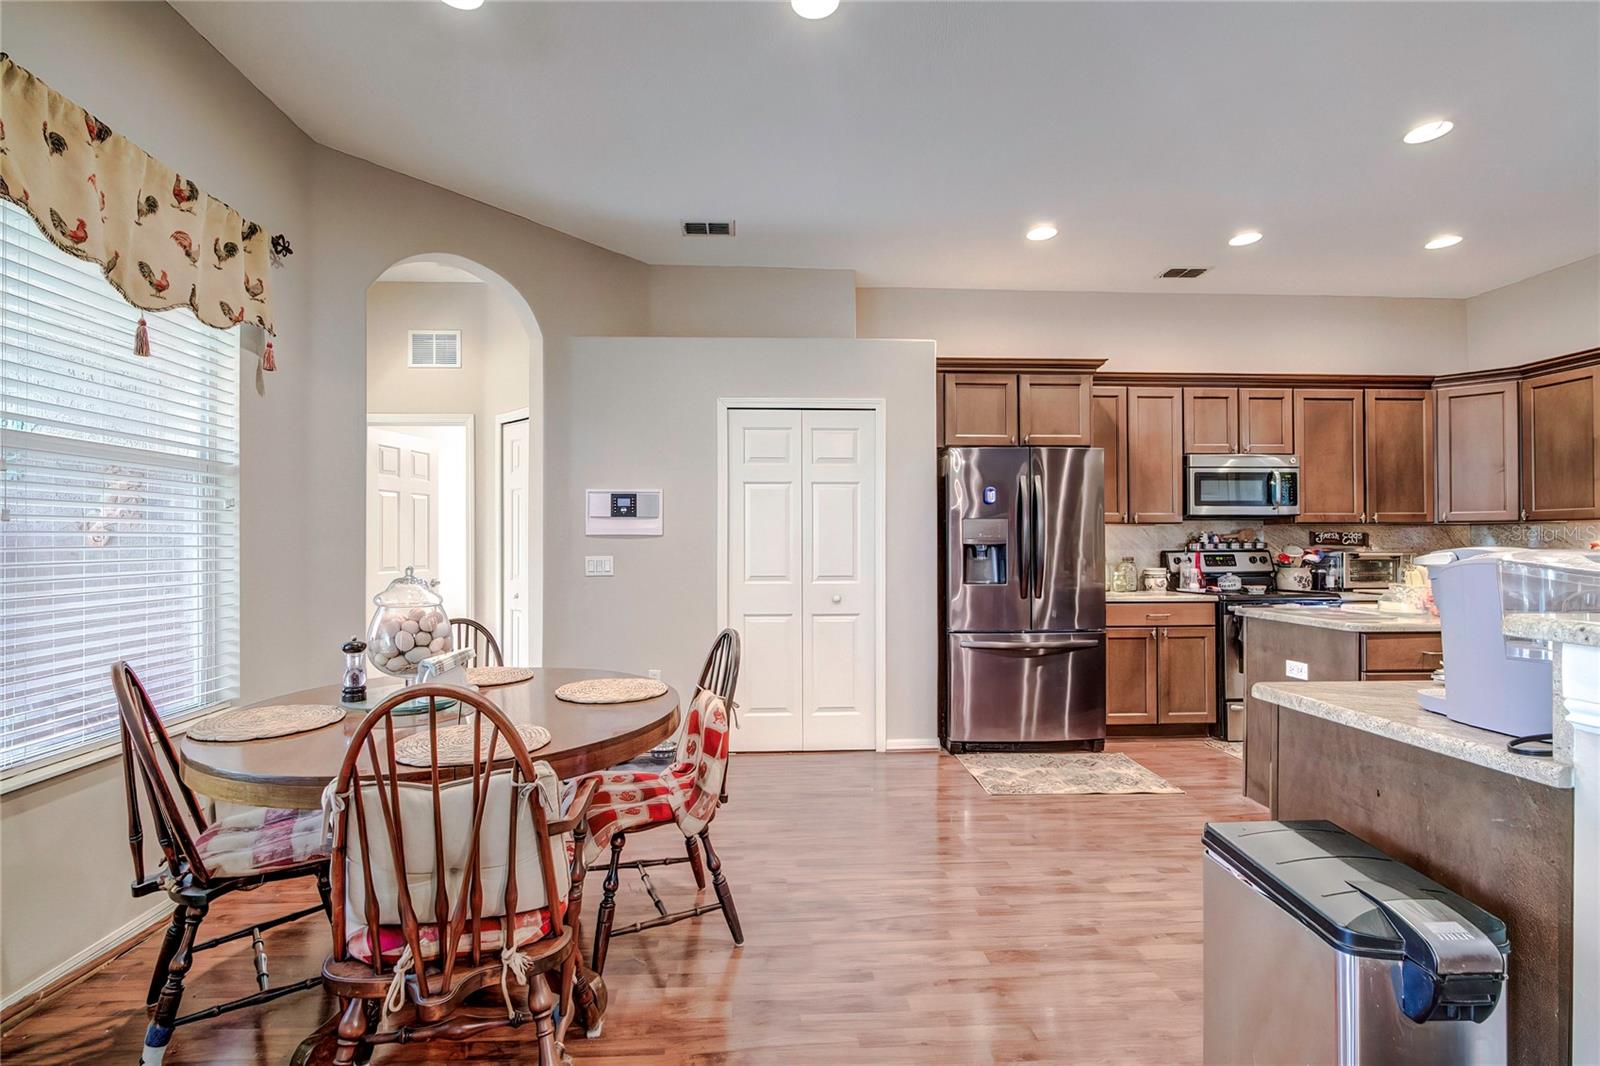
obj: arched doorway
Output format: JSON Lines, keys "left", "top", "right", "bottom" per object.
{"left": 363, "top": 254, "right": 544, "bottom": 666}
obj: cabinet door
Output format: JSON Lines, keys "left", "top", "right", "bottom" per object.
{"left": 1127, "top": 387, "right": 1184, "bottom": 523}
{"left": 1364, "top": 389, "right": 1435, "bottom": 523}
{"left": 1239, "top": 388, "right": 1294, "bottom": 454}
{"left": 1156, "top": 626, "right": 1217, "bottom": 723}
{"left": 1092, "top": 386, "right": 1128, "bottom": 524}
{"left": 1294, "top": 389, "right": 1366, "bottom": 522}
{"left": 1521, "top": 366, "right": 1600, "bottom": 521}
{"left": 1020, "top": 373, "right": 1093, "bottom": 445}
{"left": 1436, "top": 381, "right": 1519, "bottom": 522}
{"left": 1182, "top": 387, "right": 1239, "bottom": 454}
{"left": 942, "top": 373, "right": 1018, "bottom": 446}
{"left": 1106, "top": 627, "right": 1158, "bottom": 725}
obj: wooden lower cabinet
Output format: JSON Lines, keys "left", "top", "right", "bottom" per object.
{"left": 1106, "top": 627, "right": 1158, "bottom": 725}
{"left": 1157, "top": 626, "right": 1217, "bottom": 722}
{"left": 1107, "top": 622, "right": 1216, "bottom": 727}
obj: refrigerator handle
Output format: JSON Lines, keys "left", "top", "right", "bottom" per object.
{"left": 1016, "top": 472, "right": 1031, "bottom": 600}
{"left": 1032, "top": 463, "right": 1045, "bottom": 598}
{"left": 959, "top": 637, "right": 1101, "bottom": 654}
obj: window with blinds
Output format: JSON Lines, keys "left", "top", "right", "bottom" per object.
{"left": 407, "top": 329, "right": 461, "bottom": 368}
{"left": 1, "top": 200, "right": 241, "bottom": 772}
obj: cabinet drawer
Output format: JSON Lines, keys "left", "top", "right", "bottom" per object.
{"left": 1107, "top": 602, "right": 1215, "bottom": 628}
{"left": 1361, "top": 633, "right": 1443, "bottom": 673}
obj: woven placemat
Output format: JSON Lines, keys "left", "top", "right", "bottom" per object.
{"left": 187, "top": 704, "right": 346, "bottom": 743}
{"left": 394, "top": 722, "right": 552, "bottom": 767}
{"left": 554, "top": 677, "right": 668, "bottom": 704}
{"left": 465, "top": 666, "right": 536, "bottom": 687}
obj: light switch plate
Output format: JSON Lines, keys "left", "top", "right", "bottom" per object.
{"left": 584, "top": 555, "right": 614, "bottom": 576}
{"left": 1285, "top": 659, "right": 1309, "bottom": 681}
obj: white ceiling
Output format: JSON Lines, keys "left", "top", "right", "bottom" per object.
{"left": 176, "top": 1, "right": 1599, "bottom": 298}
{"left": 374, "top": 259, "right": 486, "bottom": 284}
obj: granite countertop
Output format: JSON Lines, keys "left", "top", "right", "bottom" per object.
{"left": 1233, "top": 603, "right": 1440, "bottom": 633}
{"left": 1502, "top": 611, "right": 1600, "bottom": 647}
{"left": 1252, "top": 680, "right": 1571, "bottom": 788}
{"left": 1107, "top": 590, "right": 1217, "bottom": 603}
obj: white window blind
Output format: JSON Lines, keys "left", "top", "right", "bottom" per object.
{"left": 408, "top": 329, "right": 460, "bottom": 368}
{"left": 1, "top": 200, "right": 241, "bottom": 772}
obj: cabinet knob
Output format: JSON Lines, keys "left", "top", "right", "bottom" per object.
{"left": 831, "top": 594, "right": 843, "bottom": 604}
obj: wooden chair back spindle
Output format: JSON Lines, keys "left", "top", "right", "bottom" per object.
{"left": 449, "top": 617, "right": 504, "bottom": 668}
{"left": 327, "top": 685, "right": 566, "bottom": 1003}
{"left": 111, "top": 661, "right": 213, "bottom": 889}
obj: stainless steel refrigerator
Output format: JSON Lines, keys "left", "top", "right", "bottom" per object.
{"left": 940, "top": 447, "right": 1106, "bottom": 751}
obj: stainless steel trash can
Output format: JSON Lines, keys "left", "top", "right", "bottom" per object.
{"left": 1204, "top": 820, "right": 1508, "bottom": 1065}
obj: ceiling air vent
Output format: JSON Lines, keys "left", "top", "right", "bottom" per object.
{"left": 682, "top": 220, "right": 736, "bottom": 237}
{"left": 1160, "top": 267, "right": 1209, "bottom": 279}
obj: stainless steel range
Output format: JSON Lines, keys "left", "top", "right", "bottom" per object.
{"left": 1160, "top": 549, "right": 1340, "bottom": 740}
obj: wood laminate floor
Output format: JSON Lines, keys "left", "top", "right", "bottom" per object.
{"left": 2, "top": 740, "right": 1264, "bottom": 1065}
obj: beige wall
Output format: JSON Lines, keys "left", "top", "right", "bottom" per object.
{"left": 547, "top": 338, "right": 938, "bottom": 743}
{"left": 366, "top": 281, "right": 532, "bottom": 623}
{"left": 1465, "top": 255, "right": 1600, "bottom": 368}
{"left": 647, "top": 265, "right": 857, "bottom": 338}
{"left": 857, "top": 287, "right": 1468, "bottom": 372}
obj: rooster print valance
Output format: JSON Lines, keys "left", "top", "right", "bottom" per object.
{"left": 0, "top": 54, "right": 279, "bottom": 367}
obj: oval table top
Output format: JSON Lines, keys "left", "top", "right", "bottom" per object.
{"left": 179, "top": 668, "right": 680, "bottom": 810}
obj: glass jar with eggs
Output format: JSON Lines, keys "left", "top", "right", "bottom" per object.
{"left": 366, "top": 567, "right": 454, "bottom": 680}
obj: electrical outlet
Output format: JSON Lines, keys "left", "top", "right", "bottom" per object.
{"left": 584, "top": 555, "right": 614, "bottom": 577}
{"left": 647, "top": 669, "right": 662, "bottom": 681}
{"left": 1285, "top": 659, "right": 1309, "bottom": 681}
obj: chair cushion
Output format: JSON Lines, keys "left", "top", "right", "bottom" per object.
{"left": 346, "top": 900, "right": 566, "bottom": 963}
{"left": 195, "top": 806, "right": 329, "bottom": 878}
{"left": 576, "top": 765, "right": 695, "bottom": 861}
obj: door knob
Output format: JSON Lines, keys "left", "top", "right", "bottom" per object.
{"left": 831, "top": 594, "right": 842, "bottom": 604}
{"left": 512, "top": 593, "right": 520, "bottom": 600}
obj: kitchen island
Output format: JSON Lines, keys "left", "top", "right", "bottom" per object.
{"left": 1253, "top": 679, "right": 1574, "bottom": 1066}
{"left": 1238, "top": 603, "right": 1442, "bottom": 807}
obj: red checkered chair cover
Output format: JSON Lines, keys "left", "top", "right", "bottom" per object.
{"left": 579, "top": 687, "right": 730, "bottom": 861}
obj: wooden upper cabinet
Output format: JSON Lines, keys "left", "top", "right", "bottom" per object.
{"left": 1105, "top": 626, "right": 1158, "bottom": 725}
{"left": 1294, "top": 389, "right": 1365, "bottom": 522}
{"left": 1239, "top": 388, "right": 1295, "bottom": 454}
{"left": 1364, "top": 389, "right": 1435, "bottom": 523}
{"left": 1436, "top": 381, "right": 1519, "bottom": 522}
{"left": 1127, "top": 387, "right": 1184, "bottom": 523}
{"left": 1157, "top": 626, "right": 1217, "bottom": 723}
{"left": 942, "top": 373, "right": 1018, "bottom": 446}
{"left": 1521, "top": 365, "right": 1600, "bottom": 521}
{"left": 1092, "top": 386, "right": 1129, "bottom": 524}
{"left": 1020, "top": 373, "right": 1093, "bottom": 445}
{"left": 1182, "top": 388, "right": 1239, "bottom": 454}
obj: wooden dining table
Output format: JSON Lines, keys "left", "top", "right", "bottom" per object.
{"left": 179, "top": 666, "right": 678, "bottom": 1051}
{"left": 179, "top": 666, "right": 680, "bottom": 810}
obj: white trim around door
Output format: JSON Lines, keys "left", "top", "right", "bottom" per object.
{"left": 716, "top": 397, "right": 888, "bottom": 754}
{"left": 496, "top": 409, "right": 536, "bottom": 666}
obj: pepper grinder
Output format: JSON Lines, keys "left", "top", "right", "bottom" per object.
{"left": 341, "top": 637, "right": 368, "bottom": 704}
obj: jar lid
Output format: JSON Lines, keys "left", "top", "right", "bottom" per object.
{"left": 342, "top": 636, "right": 367, "bottom": 654}
{"left": 371, "top": 566, "right": 443, "bottom": 608}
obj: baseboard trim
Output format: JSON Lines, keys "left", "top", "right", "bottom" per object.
{"left": 886, "top": 737, "right": 941, "bottom": 751}
{"left": 0, "top": 900, "right": 173, "bottom": 1029}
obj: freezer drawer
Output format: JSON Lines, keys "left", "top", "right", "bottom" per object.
{"left": 946, "top": 632, "right": 1106, "bottom": 745}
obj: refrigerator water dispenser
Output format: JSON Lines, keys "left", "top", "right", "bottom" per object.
{"left": 961, "top": 518, "right": 1009, "bottom": 584}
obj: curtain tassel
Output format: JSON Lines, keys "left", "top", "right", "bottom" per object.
{"left": 261, "top": 340, "right": 276, "bottom": 372}
{"left": 133, "top": 317, "right": 150, "bottom": 357}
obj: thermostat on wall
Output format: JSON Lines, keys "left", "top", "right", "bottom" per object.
{"left": 585, "top": 490, "right": 662, "bottom": 536}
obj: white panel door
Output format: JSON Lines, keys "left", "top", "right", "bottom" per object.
{"left": 501, "top": 419, "right": 530, "bottom": 666}
{"left": 726, "top": 410, "right": 804, "bottom": 751}
{"left": 801, "top": 410, "right": 876, "bottom": 750}
{"left": 366, "top": 427, "right": 441, "bottom": 606}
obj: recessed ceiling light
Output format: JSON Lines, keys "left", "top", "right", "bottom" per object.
{"left": 791, "top": 0, "right": 840, "bottom": 18}
{"left": 1026, "top": 224, "right": 1058, "bottom": 242}
{"left": 1424, "top": 234, "right": 1463, "bottom": 250}
{"left": 1403, "top": 119, "right": 1454, "bottom": 145}
{"left": 1228, "top": 231, "right": 1263, "bottom": 247}
{"left": 441, "top": 0, "right": 484, "bottom": 8}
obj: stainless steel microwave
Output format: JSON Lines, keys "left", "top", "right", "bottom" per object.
{"left": 1185, "top": 455, "right": 1300, "bottom": 517}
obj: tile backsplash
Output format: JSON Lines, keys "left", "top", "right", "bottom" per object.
{"left": 1105, "top": 520, "right": 1596, "bottom": 571}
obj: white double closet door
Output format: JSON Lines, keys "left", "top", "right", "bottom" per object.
{"left": 727, "top": 408, "right": 877, "bottom": 752}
